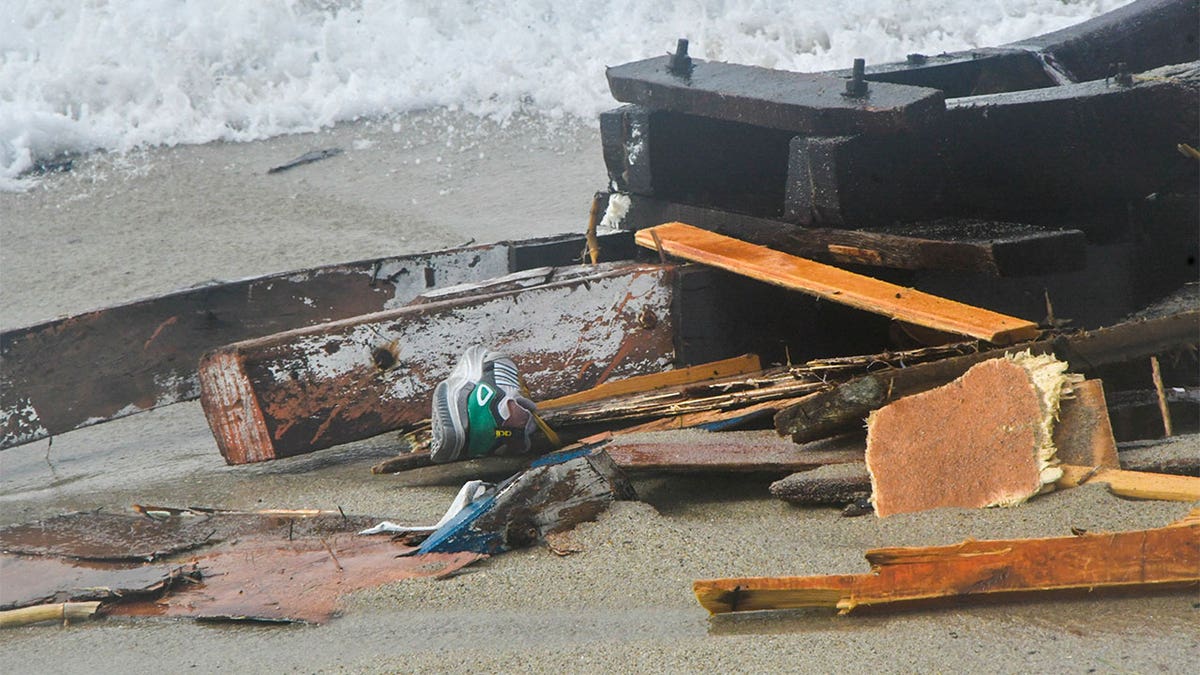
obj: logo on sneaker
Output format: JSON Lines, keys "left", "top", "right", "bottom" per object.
{"left": 474, "top": 383, "right": 495, "bottom": 407}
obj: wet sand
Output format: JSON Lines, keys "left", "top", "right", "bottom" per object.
{"left": 1, "top": 114, "right": 1196, "bottom": 674}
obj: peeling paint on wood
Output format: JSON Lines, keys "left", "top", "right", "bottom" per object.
{"left": 199, "top": 264, "right": 677, "bottom": 464}
{"left": 0, "top": 245, "right": 512, "bottom": 450}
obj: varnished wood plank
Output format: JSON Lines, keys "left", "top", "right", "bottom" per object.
{"left": 635, "top": 222, "right": 1040, "bottom": 344}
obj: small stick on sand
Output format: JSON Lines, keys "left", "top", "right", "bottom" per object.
{"left": 1150, "top": 356, "right": 1173, "bottom": 437}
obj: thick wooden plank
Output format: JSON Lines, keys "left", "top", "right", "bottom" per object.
{"left": 636, "top": 222, "right": 1040, "bottom": 344}
{"left": 199, "top": 264, "right": 677, "bottom": 464}
{"left": 1054, "top": 380, "right": 1120, "bottom": 469}
{"left": 606, "top": 56, "right": 945, "bottom": 135}
{"left": 1057, "top": 465, "right": 1200, "bottom": 502}
{"left": 596, "top": 192, "right": 1086, "bottom": 277}
{"left": 0, "top": 244, "right": 512, "bottom": 449}
{"left": 694, "top": 513, "right": 1200, "bottom": 614}
{"left": 601, "top": 430, "right": 862, "bottom": 473}
{"left": 539, "top": 354, "right": 761, "bottom": 410}
{"left": 776, "top": 309, "right": 1200, "bottom": 443}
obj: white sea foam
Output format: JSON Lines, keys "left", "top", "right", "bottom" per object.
{"left": 0, "top": 0, "right": 1130, "bottom": 191}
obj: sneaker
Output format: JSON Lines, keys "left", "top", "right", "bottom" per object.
{"left": 429, "top": 346, "right": 540, "bottom": 463}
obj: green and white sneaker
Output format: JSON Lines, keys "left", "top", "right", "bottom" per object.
{"left": 429, "top": 346, "right": 540, "bottom": 463}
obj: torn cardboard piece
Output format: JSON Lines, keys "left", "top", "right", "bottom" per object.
{"left": 865, "top": 352, "right": 1081, "bottom": 517}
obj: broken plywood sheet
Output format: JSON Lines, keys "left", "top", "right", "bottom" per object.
{"left": 107, "top": 535, "right": 481, "bottom": 624}
{"left": 635, "top": 222, "right": 1040, "bottom": 344}
{"left": 200, "top": 263, "right": 677, "bottom": 464}
{"left": 865, "top": 353, "right": 1079, "bottom": 517}
{"left": 694, "top": 510, "right": 1200, "bottom": 615}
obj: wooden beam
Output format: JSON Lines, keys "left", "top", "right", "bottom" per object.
{"left": 539, "top": 354, "right": 762, "bottom": 410}
{"left": 1054, "top": 379, "right": 1120, "bottom": 469}
{"left": 635, "top": 222, "right": 1040, "bottom": 344}
{"left": 776, "top": 309, "right": 1200, "bottom": 443}
{"left": 1057, "top": 465, "right": 1200, "bottom": 502}
{"left": 199, "top": 264, "right": 677, "bottom": 464}
{"left": 694, "top": 512, "right": 1200, "bottom": 614}
{"left": 596, "top": 192, "right": 1087, "bottom": 276}
{"left": 606, "top": 55, "right": 945, "bottom": 135}
{"left": 601, "top": 430, "right": 863, "bottom": 473}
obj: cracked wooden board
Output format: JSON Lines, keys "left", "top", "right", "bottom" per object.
{"left": 694, "top": 510, "right": 1200, "bottom": 614}
{"left": 636, "top": 223, "right": 1040, "bottom": 344}
{"left": 200, "top": 263, "right": 677, "bottom": 464}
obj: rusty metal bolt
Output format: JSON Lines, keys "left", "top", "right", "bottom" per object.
{"left": 843, "top": 58, "right": 869, "bottom": 98}
{"left": 668, "top": 38, "right": 692, "bottom": 77}
{"left": 1113, "top": 62, "right": 1133, "bottom": 87}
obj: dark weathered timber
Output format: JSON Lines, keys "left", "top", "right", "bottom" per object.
{"left": 606, "top": 56, "right": 945, "bottom": 136}
{"left": 1014, "top": 0, "right": 1199, "bottom": 83}
{"left": 1, "top": 555, "right": 198, "bottom": 611}
{"left": 507, "top": 230, "right": 638, "bottom": 271}
{"left": 599, "top": 105, "right": 654, "bottom": 194}
{"left": 941, "top": 63, "right": 1199, "bottom": 219}
{"left": 859, "top": 49, "right": 1057, "bottom": 98}
{"left": 199, "top": 264, "right": 677, "bottom": 464}
{"left": 769, "top": 461, "right": 872, "bottom": 506}
{"left": 776, "top": 310, "right": 1200, "bottom": 442}
{"left": 0, "top": 244, "right": 511, "bottom": 450}
{"left": 596, "top": 192, "right": 1085, "bottom": 277}
{"left": 417, "top": 445, "right": 635, "bottom": 555}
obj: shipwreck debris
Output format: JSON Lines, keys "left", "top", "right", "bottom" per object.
{"left": 694, "top": 509, "right": 1200, "bottom": 615}
{"left": 0, "top": 601, "right": 100, "bottom": 629}
{"left": 634, "top": 222, "right": 1041, "bottom": 344}
{"left": 864, "top": 353, "right": 1078, "bottom": 517}
{"left": 199, "top": 263, "right": 676, "bottom": 464}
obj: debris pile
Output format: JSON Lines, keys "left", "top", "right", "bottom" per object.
{"left": 2, "top": 0, "right": 1198, "bottom": 628}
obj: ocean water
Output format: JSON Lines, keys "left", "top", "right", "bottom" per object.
{"left": 0, "top": 0, "right": 1130, "bottom": 191}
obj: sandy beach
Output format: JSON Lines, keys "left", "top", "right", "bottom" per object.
{"left": 1, "top": 113, "right": 1197, "bottom": 674}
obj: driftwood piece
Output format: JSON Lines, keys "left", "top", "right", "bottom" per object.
{"left": 865, "top": 355, "right": 1073, "bottom": 517}
{"left": 199, "top": 264, "right": 676, "bottom": 464}
{"left": 635, "top": 222, "right": 1040, "bottom": 344}
{"left": 0, "top": 601, "right": 101, "bottom": 629}
{"left": 1054, "top": 380, "right": 1120, "bottom": 469}
{"left": 777, "top": 309, "right": 1200, "bottom": 443}
{"left": 694, "top": 511, "right": 1200, "bottom": 615}
{"left": 1057, "top": 465, "right": 1200, "bottom": 502}
{"left": 416, "top": 445, "right": 634, "bottom": 555}
{"left": 770, "top": 461, "right": 872, "bottom": 505}
{"left": 601, "top": 430, "right": 863, "bottom": 473}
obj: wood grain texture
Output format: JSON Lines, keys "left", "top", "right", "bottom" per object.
{"left": 635, "top": 222, "right": 1040, "bottom": 344}
{"left": 1057, "top": 465, "right": 1200, "bottom": 501}
{"left": 694, "top": 512, "right": 1200, "bottom": 614}
{"left": 539, "top": 354, "right": 762, "bottom": 410}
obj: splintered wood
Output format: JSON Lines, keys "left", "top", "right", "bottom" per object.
{"left": 694, "top": 511, "right": 1200, "bottom": 615}
{"left": 865, "top": 353, "right": 1077, "bottom": 517}
{"left": 635, "top": 222, "right": 1040, "bottom": 344}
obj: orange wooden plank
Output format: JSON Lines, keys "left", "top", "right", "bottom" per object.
{"left": 694, "top": 512, "right": 1200, "bottom": 614}
{"left": 636, "top": 222, "right": 1041, "bottom": 344}
{"left": 1057, "top": 465, "right": 1200, "bottom": 502}
{"left": 539, "top": 354, "right": 762, "bottom": 410}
